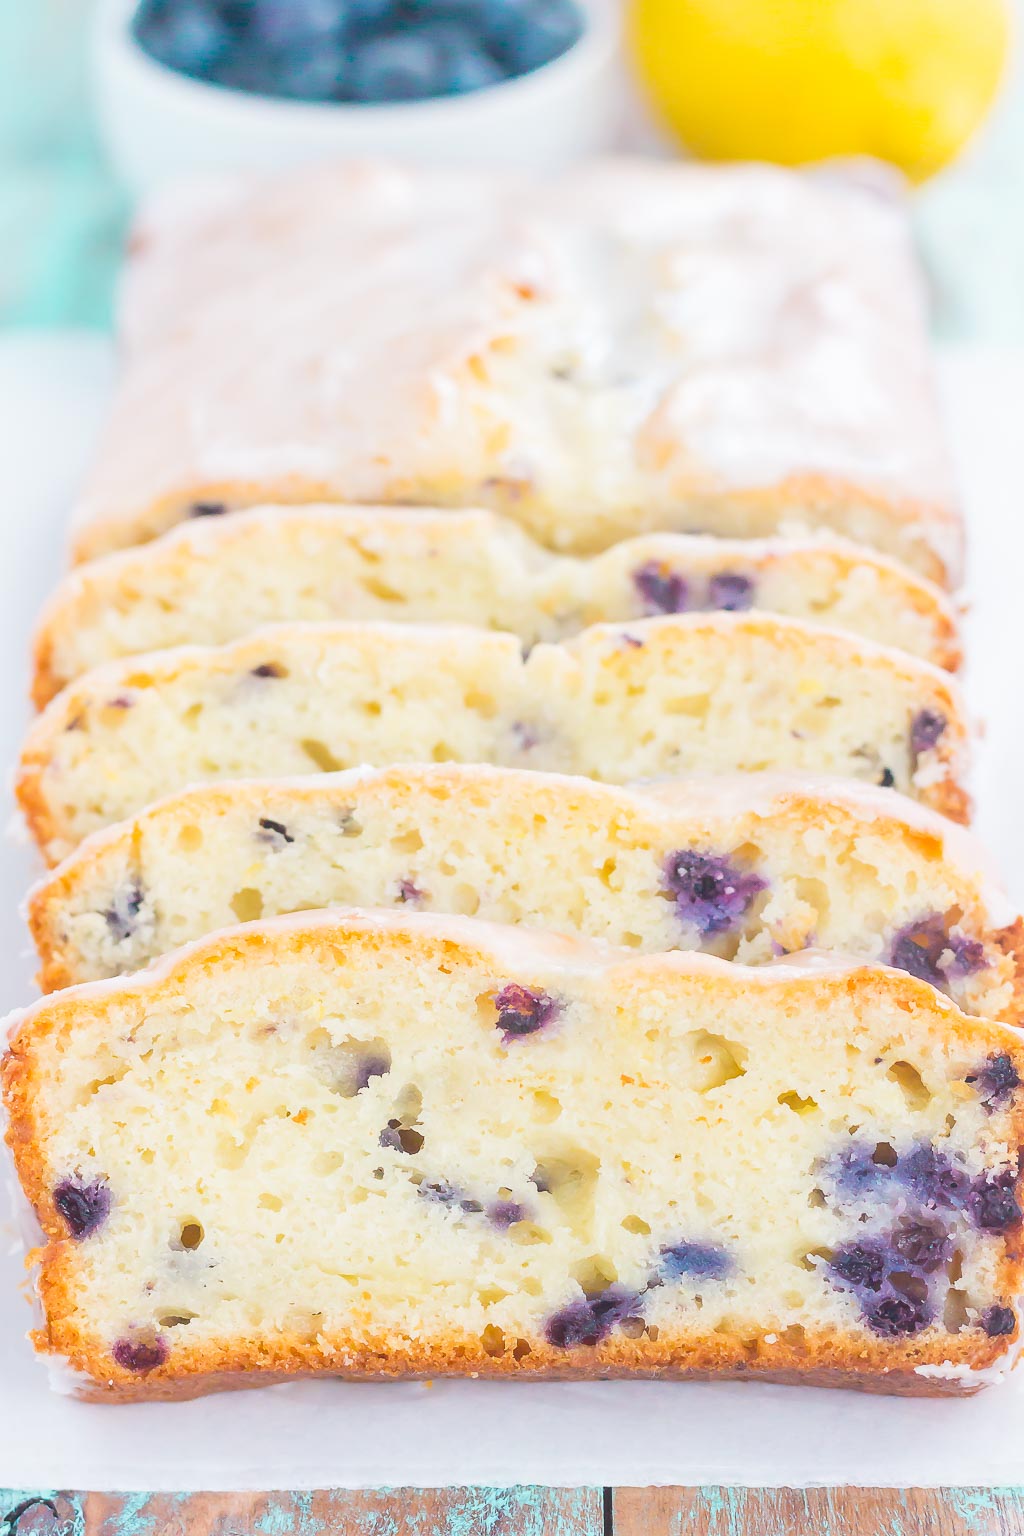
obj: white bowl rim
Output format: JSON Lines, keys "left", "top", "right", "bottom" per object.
{"left": 97, "top": 0, "right": 620, "bottom": 123}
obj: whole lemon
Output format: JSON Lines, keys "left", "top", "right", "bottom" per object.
{"left": 628, "top": 0, "right": 1011, "bottom": 181}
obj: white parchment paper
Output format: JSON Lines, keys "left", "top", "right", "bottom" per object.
{"left": 0, "top": 336, "right": 1022, "bottom": 1489}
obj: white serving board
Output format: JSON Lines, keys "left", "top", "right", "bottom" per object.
{"left": 0, "top": 335, "right": 1022, "bottom": 1490}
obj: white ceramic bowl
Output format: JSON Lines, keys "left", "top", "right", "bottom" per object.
{"left": 93, "top": 0, "right": 623, "bottom": 193}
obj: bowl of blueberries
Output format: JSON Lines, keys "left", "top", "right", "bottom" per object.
{"left": 95, "top": 0, "right": 620, "bottom": 191}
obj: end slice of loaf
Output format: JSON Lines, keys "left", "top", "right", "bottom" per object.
{"left": 16, "top": 614, "right": 971, "bottom": 864}
{"left": 71, "top": 160, "right": 960, "bottom": 583}
{"left": 27, "top": 765, "right": 1020, "bottom": 1023}
{"left": 5, "top": 910, "right": 1022, "bottom": 1401}
{"left": 33, "top": 505, "right": 960, "bottom": 704}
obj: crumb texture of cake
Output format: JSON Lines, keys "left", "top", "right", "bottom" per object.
{"left": 28, "top": 766, "right": 1021, "bottom": 1023}
{"left": 33, "top": 506, "right": 960, "bottom": 704}
{"left": 17, "top": 614, "right": 970, "bottom": 864}
{"left": 71, "top": 160, "right": 958, "bottom": 581}
{"left": 5, "top": 911, "right": 1022, "bottom": 1402}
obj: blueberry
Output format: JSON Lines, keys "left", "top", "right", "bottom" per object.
{"left": 488, "top": 1199, "right": 527, "bottom": 1228}
{"left": 900, "top": 1145, "right": 970, "bottom": 1212}
{"left": 418, "top": 1180, "right": 482, "bottom": 1213}
{"left": 966, "top": 1053, "right": 1021, "bottom": 1112}
{"left": 890, "top": 1219, "right": 949, "bottom": 1273}
{"left": 483, "top": 0, "right": 582, "bottom": 74}
{"left": 209, "top": 53, "right": 277, "bottom": 92}
{"left": 438, "top": 32, "right": 504, "bottom": 93}
{"left": 828, "top": 1241, "right": 887, "bottom": 1293}
{"left": 419, "top": 1179, "right": 459, "bottom": 1205}
{"left": 911, "top": 709, "right": 947, "bottom": 761}
{"left": 352, "top": 1055, "right": 390, "bottom": 1092}
{"left": 887, "top": 914, "right": 985, "bottom": 992}
{"left": 53, "top": 1177, "right": 112, "bottom": 1240}
{"left": 346, "top": 29, "right": 447, "bottom": 100}
{"left": 347, "top": 21, "right": 503, "bottom": 100}
{"left": 633, "top": 562, "right": 689, "bottom": 616}
{"left": 132, "top": 0, "right": 232, "bottom": 79}
{"left": 379, "top": 1120, "right": 424, "bottom": 1154}
{"left": 188, "top": 501, "right": 227, "bottom": 516}
{"left": 889, "top": 917, "right": 985, "bottom": 998}
{"left": 257, "top": 817, "right": 294, "bottom": 846}
{"left": 397, "top": 878, "right": 426, "bottom": 906}
{"left": 545, "top": 1286, "right": 639, "bottom": 1349}
{"left": 243, "top": 0, "right": 348, "bottom": 47}
{"left": 265, "top": 43, "right": 352, "bottom": 100}
{"left": 878, "top": 768, "right": 896, "bottom": 788}
{"left": 826, "top": 1140, "right": 970, "bottom": 1214}
{"left": 251, "top": 662, "right": 286, "bottom": 678}
{"left": 493, "top": 983, "right": 559, "bottom": 1041}
{"left": 510, "top": 720, "right": 540, "bottom": 752}
{"left": 662, "top": 850, "right": 766, "bottom": 937}
{"left": 969, "top": 1169, "right": 1022, "bottom": 1232}
{"left": 865, "top": 1292, "right": 931, "bottom": 1337}
{"left": 707, "top": 572, "right": 754, "bottom": 612}
{"left": 112, "top": 1334, "right": 168, "bottom": 1373}
{"left": 402, "top": 0, "right": 487, "bottom": 17}
{"left": 983, "top": 1306, "right": 1017, "bottom": 1337}
{"left": 103, "top": 883, "right": 145, "bottom": 943}
{"left": 346, "top": 0, "right": 396, "bottom": 29}
{"left": 888, "top": 915, "right": 948, "bottom": 987}
{"left": 827, "top": 1142, "right": 890, "bottom": 1199}
{"left": 950, "top": 936, "right": 987, "bottom": 980}
{"left": 659, "top": 1241, "right": 731, "bottom": 1282}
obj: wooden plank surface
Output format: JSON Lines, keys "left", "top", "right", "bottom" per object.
{"left": 1, "top": 1490, "right": 604, "bottom": 1536}
{"left": 6, "top": 1488, "right": 1024, "bottom": 1535}
{"left": 614, "top": 1487, "right": 1024, "bottom": 1535}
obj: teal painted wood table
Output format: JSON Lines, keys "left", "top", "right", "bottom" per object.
{"left": 5, "top": 1488, "right": 1024, "bottom": 1534}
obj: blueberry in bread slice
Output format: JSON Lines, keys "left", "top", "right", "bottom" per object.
{"left": 34, "top": 505, "right": 961, "bottom": 706}
{"left": 17, "top": 614, "right": 971, "bottom": 865}
{"left": 27, "top": 766, "right": 1018, "bottom": 1023}
{"left": 5, "top": 910, "right": 1021, "bottom": 1401}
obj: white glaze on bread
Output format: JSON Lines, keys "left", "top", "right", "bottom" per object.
{"left": 72, "top": 160, "right": 959, "bottom": 579}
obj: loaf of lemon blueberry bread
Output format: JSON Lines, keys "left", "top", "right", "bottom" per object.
{"left": 4, "top": 910, "right": 1022, "bottom": 1402}
{"left": 71, "top": 159, "right": 959, "bottom": 580}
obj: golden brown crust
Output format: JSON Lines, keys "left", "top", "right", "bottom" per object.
{"left": 31, "top": 636, "right": 55, "bottom": 714}
{"left": 31, "top": 628, "right": 67, "bottom": 716}
{"left": 69, "top": 474, "right": 961, "bottom": 587}
{"left": 14, "top": 754, "right": 61, "bottom": 870}
{"left": 28, "top": 938, "right": 73, "bottom": 997}
{"left": 930, "top": 779, "right": 972, "bottom": 825}
{"left": 23, "top": 1285, "right": 1014, "bottom": 1402}
{"left": 928, "top": 617, "right": 962, "bottom": 675}
{"left": 996, "top": 917, "right": 1024, "bottom": 1015}
{"left": 70, "top": 481, "right": 337, "bottom": 566}
{"left": 5, "top": 914, "right": 1024, "bottom": 1402}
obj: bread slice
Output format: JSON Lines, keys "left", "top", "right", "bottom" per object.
{"left": 16, "top": 615, "right": 971, "bottom": 864}
{"left": 27, "top": 766, "right": 1019, "bottom": 1024}
{"left": 71, "top": 160, "right": 959, "bottom": 580}
{"left": 5, "top": 910, "right": 1022, "bottom": 1401}
{"left": 34, "top": 506, "right": 961, "bottom": 706}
